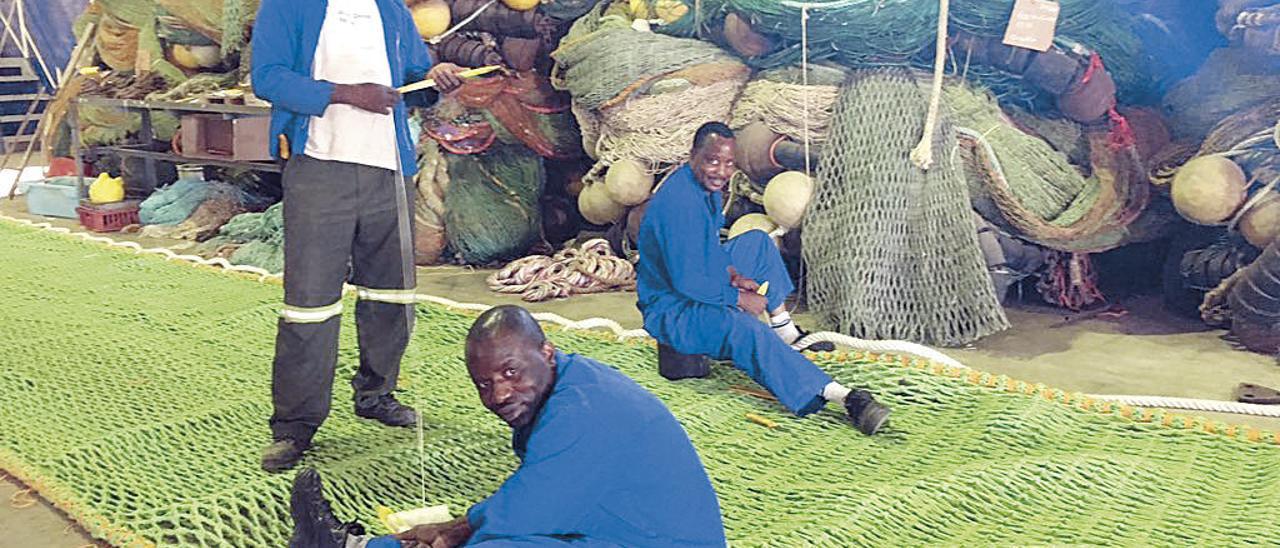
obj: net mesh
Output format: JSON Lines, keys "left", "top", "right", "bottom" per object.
{"left": 729, "top": 66, "right": 846, "bottom": 146}
{"left": 804, "top": 70, "right": 1008, "bottom": 347}
{"left": 2, "top": 218, "right": 1280, "bottom": 546}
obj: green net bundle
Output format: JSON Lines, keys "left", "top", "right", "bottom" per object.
{"left": 197, "top": 202, "right": 284, "bottom": 273}
{"left": 551, "top": 11, "right": 743, "bottom": 111}
{"left": 803, "top": 69, "right": 1008, "bottom": 346}
{"left": 444, "top": 146, "right": 544, "bottom": 264}
{"left": 952, "top": 82, "right": 1156, "bottom": 253}
{"left": 945, "top": 83, "right": 1096, "bottom": 225}
{"left": 723, "top": 0, "right": 935, "bottom": 67}
{"left": 730, "top": 65, "right": 847, "bottom": 145}
{"left": 155, "top": 0, "right": 259, "bottom": 55}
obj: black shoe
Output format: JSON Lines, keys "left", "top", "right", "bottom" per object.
{"left": 263, "top": 438, "right": 310, "bottom": 473}
{"left": 289, "top": 469, "right": 349, "bottom": 548}
{"left": 844, "top": 390, "right": 891, "bottom": 436}
{"left": 355, "top": 394, "right": 418, "bottom": 427}
{"left": 657, "top": 343, "right": 712, "bottom": 380}
{"left": 792, "top": 327, "right": 836, "bottom": 352}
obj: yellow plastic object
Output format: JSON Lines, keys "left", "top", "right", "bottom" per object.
{"left": 376, "top": 504, "right": 453, "bottom": 534}
{"left": 397, "top": 65, "right": 502, "bottom": 94}
{"left": 757, "top": 281, "right": 769, "bottom": 296}
{"left": 501, "top": 0, "right": 540, "bottom": 10}
{"left": 88, "top": 173, "right": 125, "bottom": 204}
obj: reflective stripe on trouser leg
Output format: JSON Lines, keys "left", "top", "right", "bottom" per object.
{"left": 355, "top": 287, "right": 417, "bottom": 304}
{"left": 279, "top": 301, "right": 345, "bottom": 323}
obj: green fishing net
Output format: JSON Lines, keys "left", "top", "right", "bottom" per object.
{"left": 1, "top": 218, "right": 1279, "bottom": 546}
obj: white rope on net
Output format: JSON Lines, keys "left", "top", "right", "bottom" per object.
{"left": 4, "top": 212, "right": 1278, "bottom": 419}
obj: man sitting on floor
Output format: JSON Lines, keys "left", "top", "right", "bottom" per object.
{"left": 635, "top": 122, "right": 892, "bottom": 436}
{"left": 287, "top": 305, "right": 727, "bottom": 547}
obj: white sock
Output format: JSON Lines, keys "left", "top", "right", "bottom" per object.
{"left": 822, "top": 382, "right": 852, "bottom": 403}
{"left": 770, "top": 311, "right": 801, "bottom": 344}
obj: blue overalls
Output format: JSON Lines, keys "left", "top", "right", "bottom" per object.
{"left": 636, "top": 166, "right": 833, "bottom": 417}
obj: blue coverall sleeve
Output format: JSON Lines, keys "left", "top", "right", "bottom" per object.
{"left": 465, "top": 405, "right": 605, "bottom": 541}
{"left": 400, "top": 7, "right": 434, "bottom": 82}
{"left": 656, "top": 202, "right": 741, "bottom": 307}
{"left": 250, "top": 0, "right": 335, "bottom": 117}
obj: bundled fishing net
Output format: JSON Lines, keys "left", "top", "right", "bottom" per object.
{"left": 486, "top": 238, "right": 636, "bottom": 302}
{"left": 949, "top": 82, "right": 1154, "bottom": 253}
{"left": 803, "top": 70, "right": 1008, "bottom": 346}
{"left": 426, "top": 72, "right": 581, "bottom": 160}
{"left": 155, "top": 0, "right": 259, "bottom": 55}
{"left": 89, "top": 0, "right": 186, "bottom": 83}
{"left": 146, "top": 72, "right": 239, "bottom": 103}
{"left": 138, "top": 193, "right": 251, "bottom": 242}
{"left": 413, "top": 144, "right": 451, "bottom": 265}
{"left": 444, "top": 146, "right": 544, "bottom": 265}
{"left": 730, "top": 65, "right": 846, "bottom": 145}
{"left": 583, "top": 62, "right": 750, "bottom": 173}
{"left": 551, "top": 12, "right": 742, "bottom": 110}
{"left": 198, "top": 202, "right": 284, "bottom": 273}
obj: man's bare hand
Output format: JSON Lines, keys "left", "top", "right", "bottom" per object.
{"left": 727, "top": 266, "right": 759, "bottom": 293}
{"left": 393, "top": 518, "right": 472, "bottom": 548}
{"left": 427, "top": 63, "right": 467, "bottom": 94}
{"left": 331, "top": 83, "right": 399, "bottom": 114}
{"left": 737, "top": 290, "right": 767, "bottom": 316}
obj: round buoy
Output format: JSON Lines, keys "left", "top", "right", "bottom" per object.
{"left": 412, "top": 0, "right": 451, "bottom": 39}
{"left": 578, "top": 183, "right": 626, "bottom": 225}
{"left": 763, "top": 171, "right": 813, "bottom": 229}
{"left": 604, "top": 159, "right": 654, "bottom": 206}
{"left": 501, "top": 0, "right": 540, "bottom": 11}
{"left": 169, "top": 45, "right": 201, "bottom": 70}
{"left": 1171, "top": 155, "right": 1248, "bottom": 225}
{"left": 728, "top": 213, "right": 778, "bottom": 240}
{"left": 1241, "top": 191, "right": 1280, "bottom": 248}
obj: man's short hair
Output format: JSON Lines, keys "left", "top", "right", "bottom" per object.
{"left": 692, "top": 122, "right": 734, "bottom": 152}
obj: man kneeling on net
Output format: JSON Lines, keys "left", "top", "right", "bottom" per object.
{"left": 636, "top": 122, "right": 892, "bottom": 436}
{"left": 287, "top": 305, "right": 727, "bottom": 547}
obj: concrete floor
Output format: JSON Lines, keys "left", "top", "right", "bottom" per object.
{"left": 2, "top": 197, "right": 1279, "bottom": 547}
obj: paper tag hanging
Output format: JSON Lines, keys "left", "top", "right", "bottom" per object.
{"left": 1002, "top": 0, "right": 1060, "bottom": 52}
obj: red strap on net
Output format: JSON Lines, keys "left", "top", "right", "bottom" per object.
{"left": 1080, "top": 52, "right": 1136, "bottom": 151}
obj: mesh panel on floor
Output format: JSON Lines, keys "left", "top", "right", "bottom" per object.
{"left": 0, "top": 219, "right": 1278, "bottom": 546}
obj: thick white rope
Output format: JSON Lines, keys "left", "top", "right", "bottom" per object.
{"left": 909, "top": 0, "right": 949, "bottom": 170}
{"left": 3, "top": 213, "right": 1278, "bottom": 419}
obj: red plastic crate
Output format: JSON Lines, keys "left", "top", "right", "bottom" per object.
{"left": 76, "top": 200, "right": 140, "bottom": 233}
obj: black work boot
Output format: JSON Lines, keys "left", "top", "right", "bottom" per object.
{"left": 657, "top": 343, "right": 711, "bottom": 380}
{"left": 844, "top": 390, "right": 891, "bottom": 436}
{"left": 289, "top": 469, "right": 349, "bottom": 548}
{"left": 355, "top": 394, "right": 418, "bottom": 427}
{"left": 792, "top": 326, "right": 836, "bottom": 352}
{"left": 263, "top": 438, "right": 310, "bottom": 473}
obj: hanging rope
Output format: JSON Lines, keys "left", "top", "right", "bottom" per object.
{"left": 910, "top": 0, "right": 949, "bottom": 170}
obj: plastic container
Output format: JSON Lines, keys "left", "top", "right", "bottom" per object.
{"left": 21, "top": 177, "right": 83, "bottom": 218}
{"left": 76, "top": 200, "right": 140, "bottom": 232}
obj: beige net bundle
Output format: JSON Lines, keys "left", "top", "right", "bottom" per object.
{"left": 730, "top": 65, "right": 848, "bottom": 145}
{"left": 414, "top": 144, "right": 451, "bottom": 265}
{"left": 552, "top": 8, "right": 749, "bottom": 177}
{"left": 803, "top": 69, "right": 1008, "bottom": 347}
{"left": 585, "top": 63, "right": 750, "bottom": 175}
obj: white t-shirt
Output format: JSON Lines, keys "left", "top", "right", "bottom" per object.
{"left": 305, "top": 0, "right": 399, "bottom": 171}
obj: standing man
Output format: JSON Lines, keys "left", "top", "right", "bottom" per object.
{"left": 251, "top": 0, "right": 468, "bottom": 472}
{"left": 636, "top": 122, "right": 893, "bottom": 436}
{"left": 286, "top": 306, "right": 727, "bottom": 547}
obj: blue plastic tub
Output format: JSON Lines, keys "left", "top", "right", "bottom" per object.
{"left": 20, "top": 177, "right": 84, "bottom": 219}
